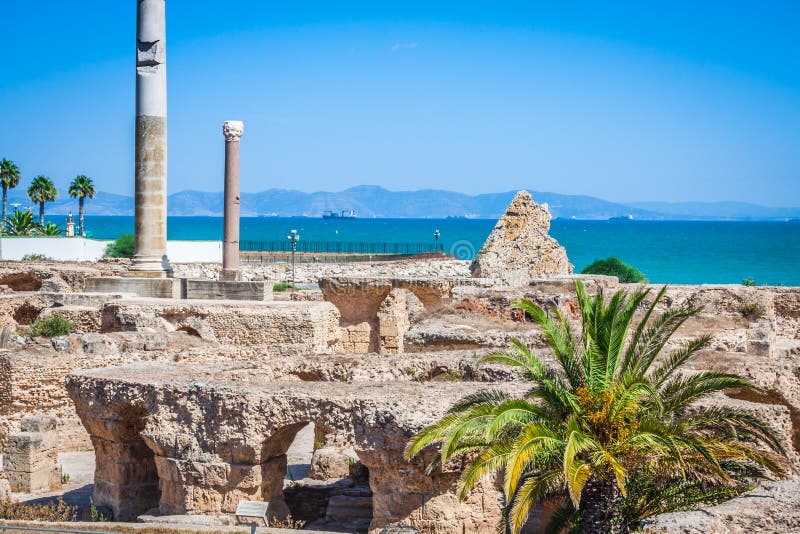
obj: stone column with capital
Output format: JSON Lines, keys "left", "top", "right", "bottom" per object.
{"left": 130, "top": 0, "right": 172, "bottom": 277}
{"left": 221, "top": 121, "right": 244, "bottom": 281}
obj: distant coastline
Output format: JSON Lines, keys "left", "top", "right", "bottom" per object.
{"left": 5, "top": 185, "right": 799, "bottom": 221}
{"left": 69, "top": 216, "right": 800, "bottom": 286}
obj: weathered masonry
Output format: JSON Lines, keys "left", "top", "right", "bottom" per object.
{"left": 66, "top": 360, "right": 521, "bottom": 532}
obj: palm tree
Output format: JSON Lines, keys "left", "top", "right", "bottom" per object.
{"left": 0, "top": 159, "right": 21, "bottom": 231}
{"left": 68, "top": 174, "right": 95, "bottom": 236}
{"left": 27, "top": 175, "right": 57, "bottom": 226}
{"left": 406, "top": 281, "right": 785, "bottom": 534}
{"left": 37, "top": 221, "right": 63, "bottom": 236}
{"left": 5, "top": 209, "right": 37, "bottom": 236}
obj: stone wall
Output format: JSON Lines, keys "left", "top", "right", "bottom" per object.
{"left": 0, "top": 331, "right": 247, "bottom": 451}
{"left": 101, "top": 299, "right": 341, "bottom": 354}
{"left": 0, "top": 261, "right": 124, "bottom": 292}
{"left": 173, "top": 258, "right": 471, "bottom": 285}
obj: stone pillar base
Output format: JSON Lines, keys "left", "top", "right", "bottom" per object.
{"left": 220, "top": 269, "right": 241, "bottom": 282}
{"left": 129, "top": 256, "right": 173, "bottom": 278}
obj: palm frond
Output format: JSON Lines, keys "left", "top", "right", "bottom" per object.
{"left": 661, "top": 372, "right": 757, "bottom": 413}
{"left": 457, "top": 442, "right": 514, "bottom": 499}
{"left": 650, "top": 334, "right": 714, "bottom": 387}
{"left": 504, "top": 423, "right": 563, "bottom": 498}
{"left": 509, "top": 470, "right": 564, "bottom": 534}
{"left": 628, "top": 303, "right": 702, "bottom": 377}
{"left": 512, "top": 298, "right": 584, "bottom": 388}
{"left": 620, "top": 285, "right": 665, "bottom": 375}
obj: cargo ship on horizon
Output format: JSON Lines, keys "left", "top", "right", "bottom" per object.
{"left": 322, "top": 209, "right": 357, "bottom": 219}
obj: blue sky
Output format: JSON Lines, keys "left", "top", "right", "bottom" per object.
{"left": 1, "top": 1, "right": 798, "bottom": 205}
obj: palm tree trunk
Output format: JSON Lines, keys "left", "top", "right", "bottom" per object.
{"left": 78, "top": 197, "right": 85, "bottom": 236}
{"left": 1, "top": 185, "right": 7, "bottom": 233}
{"left": 579, "top": 478, "right": 627, "bottom": 534}
{"left": 39, "top": 201, "right": 45, "bottom": 226}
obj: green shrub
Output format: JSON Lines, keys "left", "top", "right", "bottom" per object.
{"left": 103, "top": 233, "right": 135, "bottom": 258}
{"left": 30, "top": 313, "right": 74, "bottom": 337}
{"left": 21, "top": 253, "right": 52, "bottom": 261}
{"left": 273, "top": 282, "right": 295, "bottom": 292}
{"left": 738, "top": 302, "right": 765, "bottom": 319}
{"left": 580, "top": 256, "right": 647, "bottom": 283}
{"left": 742, "top": 276, "right": 758, "bottom": 286}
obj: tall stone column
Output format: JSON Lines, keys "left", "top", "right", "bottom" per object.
{"left": 221, "top": 121, "right": 244, "bottom": 281}
{"left": 131, "top": 0, "right": 172, "bottom": 277}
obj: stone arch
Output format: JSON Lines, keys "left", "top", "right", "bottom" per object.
{"left": 90, "top": 404, "right": 161, "bottom": 521}
{"left": 260, "top": 421, "right": 308, "bottom": 520}
{"left": 261, "top": 420, "right": 373, "bottom": 530}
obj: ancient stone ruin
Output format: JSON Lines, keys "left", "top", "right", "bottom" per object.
{"left": 1, "top": 248, "right": 800, "bottom": 533}
{"left": 0, "top": 3, "right": 797, "bottom": 532}
{"left": 470, "top": 190, "right": 573, "bottom": 285}
{"left": 65, "top": 359, "right": 517, "bottom": 530}
{"left": 5, "top": 415, "right": 61, "bottom": 493}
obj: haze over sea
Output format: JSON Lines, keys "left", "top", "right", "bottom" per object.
{"left": 80, "top": 216, "right": 800, "bottom": 286}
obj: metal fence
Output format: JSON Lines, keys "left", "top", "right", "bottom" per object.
{"left": 240, "top": 240, "right": 444, "bottom": 255}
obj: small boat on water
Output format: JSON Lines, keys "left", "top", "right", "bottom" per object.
{"left": 322, "top": 209, "right": 357, "bottom": 219}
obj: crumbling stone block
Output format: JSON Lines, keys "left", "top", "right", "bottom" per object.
{"left": 378, "top": 289, "right": 412, "bottom": 354}
{"left": 748, "top": 321, "right": 775, "bottom": 357}
{"left": 39, "top": 276, "right": 73, "bottom": 293}
{"left": 470, "top": 190, "right": 573, "bottom": 285}
{"left": 5, "top": 415, "right": 62, "bottom": 493}
{"left": 309, "top": 446, "right": 359, "bottom": 480}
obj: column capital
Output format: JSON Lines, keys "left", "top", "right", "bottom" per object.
{"left": 223, "top": 121, "right": 244, "bottom": 141}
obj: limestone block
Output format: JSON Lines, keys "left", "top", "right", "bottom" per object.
{"left": 0, "top": 326, "right": 25, "bottom": 349}
{"left": 82, "top": 333, "right": 121, "bottom": 354}
{"left": 748, "top": 321, "right": 775, "bottom": 357}
{"left": 20, "top": 415, "right": 58, "bottom": 432}
{"left": 8, "top": 468, "right": 52, "bottom": 493}
{"left": 309, "top": 446, "right": 359, "bottom": 480}
{"left": 51, "top": 336, "right": 72, "bottom": 352}
{"left": 39, "top": 276, "right": 73, "bottom": 293}
{"left": 5, "top": 415, "right": 61, "bottom": 493}
{"left": 85, "top": 277, "right": 183, "bottom": 299}
{"left": 185, "top": 279, "right": 272, "bottom": 301}
{"left": 326, "top": 494, "right": 373, "bottom": 522}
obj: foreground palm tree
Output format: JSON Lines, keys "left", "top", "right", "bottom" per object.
{"left": 68, "top": 174, "right": 95, "bottom": 236}
{"left": 0, "top": 159, "right": 21, "bottom": 231}
{"left": 407, "top": 281, "right": 785, "bottom": 534}
{"left": 27, "top": 175, "right": 57, "bottom": 226}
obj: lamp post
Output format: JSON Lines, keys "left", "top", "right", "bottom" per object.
{"left": 434, "top": 229, "right": 441, "bottom": 253}
{"left": 287, "top": 229, "right": 300, "bottom": 284}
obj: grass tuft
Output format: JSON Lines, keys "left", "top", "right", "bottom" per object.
{"left": 273, "top": 282, "right": 296, "bottom": 292}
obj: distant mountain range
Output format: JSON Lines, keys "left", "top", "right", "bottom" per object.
{"left": 4, "top": 186, "right": 799, "bottom": 221}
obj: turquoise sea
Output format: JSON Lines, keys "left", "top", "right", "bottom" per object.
{"left": 80, "top": 216, "right": 800, "bottom": 286}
